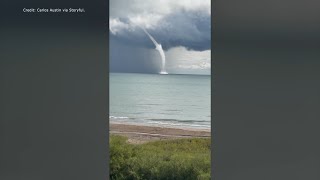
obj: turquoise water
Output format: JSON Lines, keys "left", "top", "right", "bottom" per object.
{"left": 110, "top": 73, "right": 211, "bottom": 129}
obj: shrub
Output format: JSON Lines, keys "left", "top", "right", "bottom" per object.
{"left": 110, "top": 135, "right": 211, "bottom": 180}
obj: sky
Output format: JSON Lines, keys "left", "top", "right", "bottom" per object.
{"left": 109, "top": 0, "right": 211, "bottom": 75}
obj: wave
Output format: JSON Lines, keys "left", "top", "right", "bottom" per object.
{"left": 109, "top": 116, "right": 129, "bottom": 119}
{"left": 148, "top": 118, "right": 209, "bottom": 124}
{"left": 146, "top": 121, "right": 210, "bottom": 128}
{"left": 109, "top": 116, "right": 210, "bottom": 129}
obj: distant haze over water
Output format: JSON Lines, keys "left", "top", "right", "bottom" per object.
{"left": 110, "top": 73, "right": 211, "bottom": 129}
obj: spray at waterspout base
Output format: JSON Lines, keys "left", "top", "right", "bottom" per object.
{"left": 160, "top": 71, "right": 168, "bottom": 75}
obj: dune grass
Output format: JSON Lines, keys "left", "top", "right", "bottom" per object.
{"left": 110, "top": 135, "right": 211, "bottom": 180}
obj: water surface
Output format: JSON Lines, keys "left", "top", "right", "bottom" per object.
{"left": 110, "top": 73, "right": 211, "bottom": 129}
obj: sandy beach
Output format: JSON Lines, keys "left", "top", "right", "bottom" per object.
{"left": 110, "top": 123, "right": 211, "bottom": 144}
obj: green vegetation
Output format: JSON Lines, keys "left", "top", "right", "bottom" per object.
{"left": 110, "top": 135, "right": 211, "bottom": 180}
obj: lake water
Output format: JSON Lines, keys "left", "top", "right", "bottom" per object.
{"left": 110, "top": 73, "right": 211, "bottom": 129}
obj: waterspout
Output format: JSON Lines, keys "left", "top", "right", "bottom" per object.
{"left": 142, "top": 28, "right": 168, "bottom": 74}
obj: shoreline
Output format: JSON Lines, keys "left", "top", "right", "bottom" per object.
{"left": 110, "top": 123, "right": 211, "bottom": 144}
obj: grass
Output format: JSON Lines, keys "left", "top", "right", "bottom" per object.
{"left": 110, "top": 135, "right": 211, "bottom": 180}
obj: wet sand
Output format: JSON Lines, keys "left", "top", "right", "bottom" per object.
{"left": 110, "top": 123, "right": 211, "bottom": 144}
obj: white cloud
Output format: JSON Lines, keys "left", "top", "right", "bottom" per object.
{"left": 178, "top": 62, "right": 211, "bottom": 70}
{"left": 109, "top": 18, "right": 130, "bottom": 34}
{"left": 110, "top": 0, "right": 210, "bottom": 18}
{"left": 165, "top": 46, "right": 211, "bottom": 74}
{"left": 128, "top": 13, "right": 163, "bottom": 29}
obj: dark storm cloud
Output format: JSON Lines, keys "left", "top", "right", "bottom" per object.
{"left": 109, "top": 0, "right": 211, "bottom": 73}
{"left": 153, "top": 9, "right": 211, "bottom": 51}
{"left": 110, "top": 9, "right": 211, "bottom": 51}
{"left": 110, "top": 35, "right": 161, "bottom": 73}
